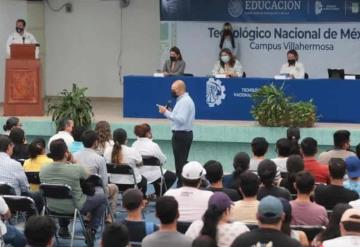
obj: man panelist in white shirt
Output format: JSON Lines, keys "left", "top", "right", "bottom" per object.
{"left": 158, "top": 80, "right": 195, "bottom": 187}
{"left": 6, "top": 19, "right": 39, "bottom": 58}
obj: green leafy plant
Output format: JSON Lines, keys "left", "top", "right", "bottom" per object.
{"left": 251, "top": 84, "right": 317, "bottom": 127}
{"left": 47, "top": 84, "right": 94, "bottom": 129}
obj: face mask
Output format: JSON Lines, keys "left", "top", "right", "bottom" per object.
{"left": 221, "top": 55, "right": 230, "bottom": 63}
{"left": 170, "top": 56, "right": 177, "bottom": 62}
{"left": 288, "top": 59, "right": 296, "bottom": 65}
{"left": 16, "top": 27, "right": 23, "bottom": 33}
{"left": 171, "top": 90, "right": 178, "bottom": 99}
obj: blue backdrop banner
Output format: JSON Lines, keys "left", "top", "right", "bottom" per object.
{"left": 124, "top": 76, "right": 360, "bottom": 123}
{"left": 160, "top": 0, "right": 360, "bottom": 22}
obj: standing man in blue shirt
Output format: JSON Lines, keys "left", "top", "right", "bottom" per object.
{"left": 158, "top": 80, "right": 195, "bottom": 187}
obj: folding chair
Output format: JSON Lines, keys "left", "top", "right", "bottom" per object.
{"left": 106, "top": 163, "right": 138, "bottom": 192}
{"left": 142, "top": 156, "right": 167, "bottom": 195}
{"left": 290, "top": 225, "right": 325, "bottom": 241}
{"left": 39, "top": 183, "right": 91, "bottom": 247}
{"left": 0, "top": 183, "right": 16, "bottom": 195}
{"left": 25, "top": 172, "right": 41, "bottom": 185}
{"left": 3, "top": 195, "right": 38, "bottom": 223}
{"left": 177, "top": 221, "right": 192, "bottom": 234}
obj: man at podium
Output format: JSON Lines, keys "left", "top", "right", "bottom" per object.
{"left": 6, "top": 19, "right": 39, "bottom": 59}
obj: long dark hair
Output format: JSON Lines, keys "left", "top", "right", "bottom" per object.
{"left": 200, "top": 204, "right": 226, "bottom": 243}
{"left": 232, "top": 152, "right": 250, "bottom": 181}
{"left": 219, "top": 48, "right": 236, "bottom": 68}
{"left": 219, "top": 22, "right": 235, "bottom": 49}
{"left": 3, "top": 117, "right": 19, "bottom": 131}
{"left": 111, "top": 128, "right": 127, "bottom": 164}
{"left": 286, "top": 155, "right": 304, "bottom": 192}
{"left": 170, "top": 46, "right": 183, "bottom": 61}
{"left": 287, "top": 127, "right": 301, "bottom": 155}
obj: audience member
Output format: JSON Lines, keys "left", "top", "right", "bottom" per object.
{"left": 223, "top": 152, "right": 250, "bottom": 189}
{"left": 279, "top": 154, "right": 304, "bottom": 194}
{"left": 101, "top": 223, "right": 129, "bottom": 247}
{"left": 121, "top": 188, "right": 158, "bottom": 242}
{"left": 9, "top": 127, "right": 29, "bottom": 161}
{"left": 203, "top": 160, "right": 240, "bottom": 201}
{"left": 313, "top": 203, "right": 352, "bottom": 247}
{"left": 165, "top": 161, "right": 213, "bottom": 221}
{"left": 322, "top": 208, "right": 360, "bottom": 247}
{"left": 230, "top": 171, "right": 260, "bottom": 223}
{"left": 344, "top": 156, "right": 360, "bottom": 196}
{"left": 186, "top": 192, "right": 249, "bottom": 247}
{"left": 301, "top": 137, "right": 330, "bottom": 184}
{"left": 315, "top": 158, "right": 358, "bottom": 210}
{"left": 319, "top": 130, "right": 356, "bottom": 164}
{"left": 69, "top": 126, "right": 86, "bottom": 153}
{"left": 287, "top": 127, "right": 301, "bottom": 155}
{"left": 104, "top": 128, "right": 147, "bottom": 195}
{"left": 48, "top": 118, "right": 74, "bottom": 149}
{"left": 23, "top": 138, "right": 53, "bottom": 191}
{"left": 192, "top": 235, "right": 217, "bottom": 247}
{"left": 24, "top": 216, "right": 56, "bottom": 247}
{"left": 0, "top": 196, "right": 26, "bottom": 247}
{"left": 2, "top": 117, "right": 21, "bottom": 135}
{"left": 290, "top": 171, "right": 328, "bottom": 226}
{"left": 249, "top": 137, "right": 268, "bottom": 171}
{"left": 230, "top": 196, "right": 301, "bottom": 247}
{"left": 132, "top": 123, "right": 176, "bottom": 196}
{"left": 40, "top": 139, "right": 107, "bottom": 243}
{"left": 142, "top": 196, "right": 192, "bottom": 247}
{"left": 73, "top": 130, "right": 119, "bottom": 221}
{"left": 272, "top": 138, "right": 292, "bottom": 172}
{"left": 257, "top": 159, "right": 291, "bottom": 200}
{"left": 95, "top": 121, "right": 113, "bottom": 156}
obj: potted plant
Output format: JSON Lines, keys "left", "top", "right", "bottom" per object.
{"left": 47, "top": 83, "right": 94, "bottom": 129}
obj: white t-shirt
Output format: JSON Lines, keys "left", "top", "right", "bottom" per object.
{"left": 280, "top": 62, "right": 305, "bottom": 79}
{"left": 6, "top": 31, "right": 39, "bottom": 58}
{"left": 272, "top": 157, "right": 288, "bottom": 173}
{"left": 132, "top": 138, "right": 167, "bottom": 183}
{"left": 185, "top": 220, "right": 249, "bottom": 247}
{"left": 165, "top": 187, "right": 213, "bottom": 222}
{"left": 48, "top": 131, "right": 74, "bottom": 150}
{"left": 323, "top": 235, "right": 360, "bottom": 247}
{"left": 0, "top": 197, "right": 8, "bottom": 236}
{"left": 104, "top": 144, "right": 143, "bottom": 184}
{"left": 350, "top": 199, "right": 360, "bottom": 208}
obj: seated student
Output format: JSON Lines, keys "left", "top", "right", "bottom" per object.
{"left": 272, "top": 138, "right": 292, "bottom": 173}
{"left": 344, "top": 156, "right": 360, "bottom": 196}
{"left": 9, "top": 127, "right": 29, "bottom": 161}
{"left": 69, "top": 126, "right": 86, "bottom": 154}
{"left": 101, "top": 223, "right": 130, "bottom": 247}
{"left": 185, "top": 192, "right": 249, "bottom": 247}
{"left": 315, "top": 158, "right": 358, "bottom": 210}
{"left": 203, "top": 160, "right": 241, "bottom": 201}
{"left": 164, "top": 161, "right": 213, "bottom": 222}
{"left": 279, "top": 154, "right": 304, "bottom": 195}
{"left": 48, "top": 118, "right": 74, "bottom": 149}
{"left": 2, "top": 117, "right": 21, "bottom": 135}
{"left": 223, "top": 152, "right": 250, "bottom": 190}
{"left": 249, "top": 137, "right": 268, "bottom": 171}
{"left": 287, "top": 127, "right": 301, "bottom": 155}
{"left": 212, "top": 48, "right": 242, "bottom": 77}
{"left": 279, "top": 49, "right": 305, "bottom": 79}
{"left": 94, "top": 120, "right": 114, "bottom": 156}
{"left": 142, "top": 196, "right": 192, "bottom": 247}
{"left": 257, "top": 160, "right": 291, "bottom": 201}
{"left": 162, "top": 46, "right": 186, "bottom": 76}
{"left": 24, "top": 216, "right": 56, "bottom": 247}
{"left": 121, "top": 188, "right": 158, "bottom": 243}
{"left": 23, "top": 138, "right": 53, "bottom": 191}
{"left": 40, "top": 139, "right": 107, "bottom": 244}
{"left": 230, "top": 171, "right": 260, "bottom": 224}
{"left": 290, "top": 171, "right": 328, "bottom": 226}
{"left": 230, "top": 196, "right": 301, "bottom": 247}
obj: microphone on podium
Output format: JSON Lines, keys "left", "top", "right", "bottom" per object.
{"left": 22, "top": 37, "right": 25, "bottom": 44}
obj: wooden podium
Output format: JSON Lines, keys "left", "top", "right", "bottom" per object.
{"left": 4, "top": 44, "right": 43, "bottom": 116}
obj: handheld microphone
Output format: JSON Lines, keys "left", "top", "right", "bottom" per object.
{"left": 22, "top": 37, "right": 25, "bottom": 44}
{"left": 165, "top": 100, "right": 172, "bottom": 110}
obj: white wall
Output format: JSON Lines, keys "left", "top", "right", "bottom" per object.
{"left": 0, "top": 0, "right": 27, "bottom": 102}
{"left": 45, "top": 0, "right": 160, "bottom": 98}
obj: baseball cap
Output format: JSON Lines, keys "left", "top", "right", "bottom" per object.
{"left": 341, "top": 208, "right": 360, "bottom": 223}
{"left": 181, "top": 161, "right": 206, "bottom": 180}
{"left": 122, "top": 188, "right": 143, "bottom": 210}
{"left": 208, "top": 192, "right": 233, "bottom": 211}
{"left": 345, "top": 156, "right": 360, "bottom": 178}
{"left": 258, "top": 195, "right": 283, "bottom": 219}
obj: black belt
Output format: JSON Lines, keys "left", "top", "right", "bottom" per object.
{"left": 172, "top": 130, "right": 192, "bottom": 133}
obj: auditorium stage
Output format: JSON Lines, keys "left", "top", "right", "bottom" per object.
{"left": 1, "top": 98, "right": 360, "bottom": 171}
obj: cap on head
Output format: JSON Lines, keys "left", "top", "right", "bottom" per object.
{"left": 341, "top": 208, "right": 360, "bottom": 223}
{"left": 345, "top": 156, "right": 360, "bottom": 179}
{"left": 208, "top": 192, "right": 233, "bottom": 211}
{"left": 258, "top": 195, "right": 284, "bottom": 219}
{"left": 181, "top": 161, "right": 206, "bottom": 180}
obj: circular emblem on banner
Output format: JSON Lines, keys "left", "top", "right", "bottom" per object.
{"left": 206, "top": 78, "right": 226, "bottom": 107}
{"left": 228, "top": 0, "right": 244, "bottom": 18}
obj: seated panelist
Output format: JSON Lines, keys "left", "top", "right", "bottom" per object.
{"left": 212, "top": 48, "right": 242, "bottom": 77}
{"left": 162, "top": 46, "right": 185, "bottom": 76}
{"left": 280, "top": 49, "right": 305, "bottom": 79}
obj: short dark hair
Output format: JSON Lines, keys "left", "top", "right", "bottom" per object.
{"left": 72, "top": 126, "right": 87, "bottom": 142}
{"left": 9, "top": 127, "right": 25, "bottom": 145}
{"left": 156, "top": 196, "right": 178, "bottom": 224}
{"left": 122, "top": 188, "right": 143, "bottom": 211}
{"left": 102, "top": 223, "right": 129, "bottom": 247}
{"left": 3, "top": 117, "right": 19, "bottom": 131}
{"left": 286, "top": 154, "right": 304, "bottom": 173}
{"left": 57, "top": 118, "right": 72, "bottom": 131}
{"left": 29, "top": 138, "right": 46, "bottom": 159}
{"left": 276, "top": 138, "right": 291, "bottom": 157}
{"left": 334, "top": 130, "right": 350, "bottom": 149}
{"left": 204, "top": 160, "right": 223, "bottom": 184}
{"left": 25, "top": 216, "right": 56, "bottom": 247}
{"left": 81, "top": 130, "right": 98, "bottom": 148}
{"left": 16, "top": 19, "right": 26, "bottom": 26}
{"left": 257, "top": 159, "right": 277, "bottom": 187}
{"left": 49, "top": 139, "right": 67, "bottom": 161}
{"left": 295, "top": 171, "right": 315, "bottom": 194}
{"left": 287, "top": 49, "right": 299, "bottom": 60}
{"left": 0, "top": 135, "right": 12, "bottom": 153}
{"left": 301, "top": 137, "right": 318, "bottom": 156}
{"left": 239, "top": 171, "right": 260, "bottom": 197}
{"left": 251, "top": 137, "right": 269, "bottom": 157}
{"left": 181, "top": 177, "right": 201, "bottom": 188}
{"left": 329, "top": 158, "right": 346, "bottom": 179}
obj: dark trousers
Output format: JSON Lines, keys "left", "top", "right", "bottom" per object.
{"left": 172, "top": 131, "right": 193, "bottom": 187}
{"left": 152, "top": 170, "right": 177, "bottom": 196}
{"left": 116, "top": 175, "right": 147, "bottom": 196}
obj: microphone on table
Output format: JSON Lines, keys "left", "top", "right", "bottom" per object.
{"left": 22, "top": 37, "right": 25, "bottom": 44}
{"left": 165, "top": 100, "right": 172, "bottom": 111}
